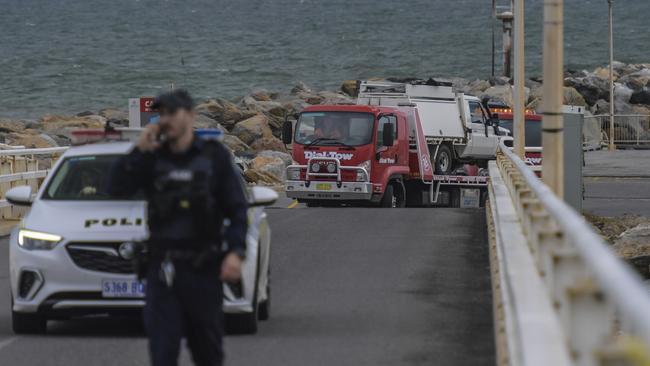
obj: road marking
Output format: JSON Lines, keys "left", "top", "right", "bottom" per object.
{"left": 0, "top": 337, "right": 17, "bottom": 352}
{"left": 287, "top": 200, "right": 299, "bottom": 209}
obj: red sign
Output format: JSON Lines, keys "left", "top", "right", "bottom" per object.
{"left": 140, "top": 97, "right": 155, "bottom": 113}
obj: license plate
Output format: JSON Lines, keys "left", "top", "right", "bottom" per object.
{"left": 316, "top": 183, "right": 332, "bottom": 191}
{"left": 102, "top": 279, "right": 146, "bottom": 298}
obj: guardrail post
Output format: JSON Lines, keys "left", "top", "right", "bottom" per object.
{"left": 568, "top": 280, "right": 614, "bottom": 366}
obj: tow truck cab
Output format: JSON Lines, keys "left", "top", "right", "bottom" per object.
{"left": 283, "top": 105, "right": 412, "bottom": 207}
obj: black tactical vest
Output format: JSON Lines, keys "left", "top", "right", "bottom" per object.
{"left": 147, "top": 142, "right": 219, "bottom": 245}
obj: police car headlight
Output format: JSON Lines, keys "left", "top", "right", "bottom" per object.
{"left": 18, "top": 229, "right": 62, "bottom": 250}
{"left": 286, "top": 167, "right": 301, "bottom": 180}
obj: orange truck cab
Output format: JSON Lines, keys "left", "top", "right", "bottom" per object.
{"left": 282, "top": 104, "right": 434, "bottom": 207}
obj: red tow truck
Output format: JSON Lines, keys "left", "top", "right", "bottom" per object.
{"left": 282, "top": 104, "right": 488, "bottom": 208}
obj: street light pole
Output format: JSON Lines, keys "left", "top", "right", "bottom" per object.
{"left": 608, "top": 0, "right": 616, "bottom": 150}
{"left": 513, "top": 0, "right": 525, "bottom": 158}
{"left": 492, "top": 0, "right": 496, "bottom": 77}
{"left": 542, "top": 0, "right": 564, "bottom": 197}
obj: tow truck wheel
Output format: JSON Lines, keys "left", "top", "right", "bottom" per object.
{"left": 434, "top": 145, "right": 454, "bottom": 175}
{"left": 380, "top": 183, "right": 406, "bottom": 208}
{"left": 12, "top": 310, "right": 46, "bottom": 334}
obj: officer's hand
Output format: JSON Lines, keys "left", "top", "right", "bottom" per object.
{"left": 137, "top": 124, "right": 161, "bottom": 152}
{"left": 220, "top": 252, "right": 243, "bottom": 283}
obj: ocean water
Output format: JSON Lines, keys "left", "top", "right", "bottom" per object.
{"left": 1, "top": 0, "right": 648, "bottom": 118}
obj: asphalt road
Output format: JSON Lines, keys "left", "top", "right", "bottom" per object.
{"left": 0, "top": 208, "right": 494, "bottom": 366}
{"left": 583, "top": 150, "right": 650, "bottom": 216}
{"left": 584, "top": 177, "right": 650, "bottom": 216}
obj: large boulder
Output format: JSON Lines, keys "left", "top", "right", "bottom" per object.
{"left": 592, "top": 67, "right": 618, "bottom": 81}
{"left": 0, "top": 119, "right": 26, "bottom": 133}
{"left": 317, "top": 91, "right": 354, "bottom": 105}
{"left": 563, "top": 86, "right": 587, "bottom": 106}
{"left": 257, "top": 150, "right": 293, "bottom": 167}
{"left": 291, "top": 82, "right": 311, "bottom": 95}
{"left": 480, "top": 85, "right": 520, "bottom": 105}
{"left": 250, "top": 137, "right": 287, "bottom": 153}
{"left": 614, "top": 83, "right": 635, "bottom": 113}
{"left": 296, "top": 91, "right": 324, "bottom": 105}
{"left": 489, "top": 76, "right": 511, "bottom": 86}
{"left": 222, "top": 134, "right": 250, "bottom": 154}
{"left": 195, "top": 99, "right": 247, "bottom": 129}
{"left": 99, "top": 108, "right": 129, "bottom": 126}
{"left": 619, "top": 68, "right": 650, "bottom": 91}
{"left": 37, "top": 114, "right": 106, "bottom": 135}
{"left": 591, "top": 99, "right": 610, "bottom": 115}
{"left": 243, "top": 169, "right": 282, "bottom": 185}
{"left": 249, "top": 155, "right": 286, "bottom": 183}
{"left": 341, "top": 80, "right": 359, "bottom": 97}
{"left": 564, "top": 76, "right": 609, "bottom": 105}
{"left": 240, "top": 97, "right": 286, "bottom": 117}
{"left": 250, "top": 88, "right": 273, "bottom": 102}
{"left": 630, "top": 88, "right": 650, "bottom": 105}
{"left": 465, "top": 79, "right": 491, "bottom": 95}
{"left": 194, "top": 114, "right": 226, "bottom": 131}
{"left": 613, "top": 224, "right": 650, "bottom": 276}
{"left": 230, "top": 114, "right": 274, "bottom": 145}
{"left": 4, "top": 132, "right": 58, "bottom": 148}
{"left": 282, "top": 99, "right": 310, "bottom": 116}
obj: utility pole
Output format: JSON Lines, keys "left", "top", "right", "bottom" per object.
{"left": 542, "top": 0, "right": 564, "bottom": 197}
{"left": 492, "top": 0, "right": 496, "bottom": 77}
{"left": 608, "top": 0, "right": 616, "bottom": 150}
{"left": 497, "top": 11, "right": 514, "bottom": 78}
{"left": 513, "top": 0, "right": 525, "bottom": 158}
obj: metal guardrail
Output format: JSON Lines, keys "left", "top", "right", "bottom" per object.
{"left": 0, "top": 146, "right": 68, "bottom": 214}
{"left": 585, "top": 114, "right": 650, "bottom": 146}
{"left": 488, "top": 142, "right": 650, "bottom": 366}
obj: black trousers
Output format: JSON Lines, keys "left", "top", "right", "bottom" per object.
{"left": 144, "top": 263, "right": 224, "bottom": 366}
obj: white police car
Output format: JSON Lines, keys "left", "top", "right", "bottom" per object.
{"left": 8, "top": 129, "right": 277, "bottom": 334}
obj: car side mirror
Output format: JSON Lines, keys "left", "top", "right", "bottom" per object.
{"left": 282, "top": 120, "right": 293, "bottom": 145}
{"left": 6, "top": 185, "right": 33, "bottom": 206}
{"left": 249, "top": 186, "right": 279, "bottom": 207}
{"left": 382, "top": 123, "right": 395, "bottom": 147}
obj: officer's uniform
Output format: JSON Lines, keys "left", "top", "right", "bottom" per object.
{"left": 109, "top": 135, "right": 248, "bottom": 366}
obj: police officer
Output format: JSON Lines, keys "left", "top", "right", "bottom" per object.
{"left": 108, "top": 89, "right": 247, "bottom": 366}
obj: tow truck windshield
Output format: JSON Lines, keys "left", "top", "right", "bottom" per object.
{"left": 43, "top": 155, "right": 141, "bottom": 200}
{"left": 295, "top": 112, "right": 374, "bottom": 147}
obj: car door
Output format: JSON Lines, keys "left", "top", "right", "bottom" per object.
{"left": 467, "top": 101, "right": 498, "bottom": 158}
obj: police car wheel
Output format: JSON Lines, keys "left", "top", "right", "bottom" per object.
{"left": 226, "top": 253, "right": 260, "bottom": 334}
{"left": 258, "top": 268, "right": 270, "bottom": 321}
{"left": 12, "top": 310, "right": 46, "bottom": 334}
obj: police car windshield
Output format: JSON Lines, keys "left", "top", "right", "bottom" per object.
{"left": 294, "top": 112, "right": 374, "bottom": 146}
{"left": 43, "top": 155, "right": 142, "bottom": 201}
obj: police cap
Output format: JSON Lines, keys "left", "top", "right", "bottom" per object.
{"left": 151, "top": 89, "right": 195, "bottom": 114}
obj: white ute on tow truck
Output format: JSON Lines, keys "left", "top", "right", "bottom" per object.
{"left": 357, "top": 79, "right": 511, "bottom": 175}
